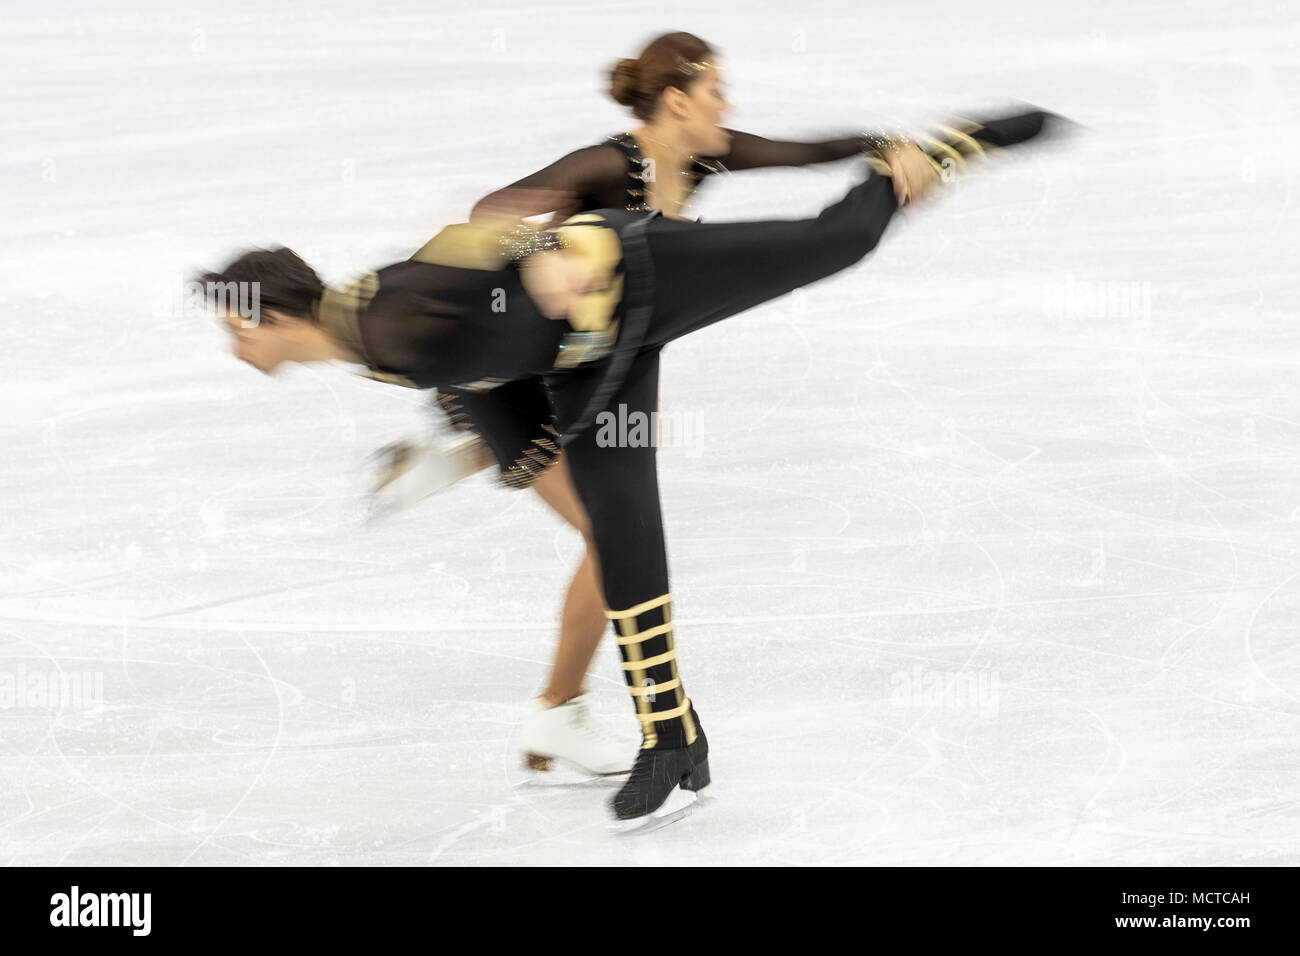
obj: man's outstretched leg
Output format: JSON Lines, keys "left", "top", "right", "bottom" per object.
{"left": 562, "top": 349, "right": 710, "bottom": 822}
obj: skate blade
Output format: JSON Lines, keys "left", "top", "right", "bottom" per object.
{"left": 608, "top": 786, "right": 699, "bottom": 835}
{"left": 524, "top": 749, "right": 630, "bottom": 776}
{"left": 516, "top": 755, "right": 629, "bottom": 789}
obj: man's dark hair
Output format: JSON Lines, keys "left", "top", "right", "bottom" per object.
{"left": 197, "top": 246, "right": 324, "bottom": 321}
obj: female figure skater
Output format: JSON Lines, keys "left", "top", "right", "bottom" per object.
{"left": 204, "top": 106, "right": 1060, "bottom": 822}
{"left": 369, "top": 32, "right": 938, "bottom": 779}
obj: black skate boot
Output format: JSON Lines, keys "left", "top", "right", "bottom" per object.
{"left": 610, "top": 722, "right": 710, "bottom": 825}
{"left": 604, "top": 592, "right": 710, "bottom": 826}
{"left": 954, "top": 108, "right": 1059, "bottom": 150}
{"left": 866, "top": 107, "right": 1068, "bottom": 181}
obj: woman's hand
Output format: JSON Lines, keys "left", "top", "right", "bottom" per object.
{"left": 519, "top": 249, "right": 601, "bottom": 320}
{"left": 885, "top": 142, "right": 939, "bottom": 206}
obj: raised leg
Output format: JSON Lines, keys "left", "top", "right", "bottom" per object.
{"left": 640, "top": 169, "right": 901, "bottom": 347}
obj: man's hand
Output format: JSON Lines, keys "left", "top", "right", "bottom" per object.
{"left": 885, "top": 142, "right": 940, "bottom": 206}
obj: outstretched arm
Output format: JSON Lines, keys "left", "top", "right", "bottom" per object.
{"left": 705, "top": 129, "right": 872, "bottom": 170}
{"left": 712, "top": 128, "right": 937, "bottom": 207}
{"left": 469, "top": 145, "right": 627, "bottom": 222}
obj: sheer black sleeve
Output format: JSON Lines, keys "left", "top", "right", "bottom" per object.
{"left": 360, "top": 281, "right": 459, "bottom": 376}
{"left": 470, "top": 145, "right": 629, "bottom": 219}
{"left": 705, "top": 129, "right": 868, "bottom": 172}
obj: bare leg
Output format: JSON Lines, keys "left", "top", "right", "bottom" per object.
{"left": 529, "top": 452, "right": 607, "bottom": 705}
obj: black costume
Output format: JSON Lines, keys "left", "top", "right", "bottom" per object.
{"left": 316, "top": 109, "right": 1058, "bottom": 817}
{"left": 435, "top": 128, "right": 878, "bottom": 488}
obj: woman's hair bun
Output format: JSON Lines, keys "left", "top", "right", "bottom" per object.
{"left": 609, "top": 58, "right": 640, "bottom": 106}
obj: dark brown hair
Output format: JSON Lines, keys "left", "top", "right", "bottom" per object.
{"left": 609, "top": 32, "right": 717, "bottom": 122}
{"left": 197, "top": 246, "right": 324, "bottom": 321}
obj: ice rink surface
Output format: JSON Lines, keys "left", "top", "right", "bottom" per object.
{"left": 2, "top": 0, "right": 1298, "bottom": 865}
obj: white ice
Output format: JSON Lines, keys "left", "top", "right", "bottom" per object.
{"left": 1, "top": 0, "right": 1298, "bottom": 865}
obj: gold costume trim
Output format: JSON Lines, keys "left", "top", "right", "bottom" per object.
{"left": 553, "top": 322, "right": 620, "bottom": 369}
{"left": 635, "top": 698, "right": 692, "bottom": 723}
{"left": 912, "top": 131, "right": 965, "bottom": 167}
{"left": 629, "top": 677, "right": 680, "bottom": 697}
{"left": 412, "top": 222, "right": 510, "bottom": 272}
{"left": 606, "top": 593, "right": 672, "bottom": 620}
{"left": 615, "top": 622, "right": 673, "bottom": 645}
{"left": 435, "top": 391, "right": 471, "bottom": 431}
{"left": 865, "top": 155, "right": 893, "bottom": 177}
{"left": 553, "top": 214, "right": 624, "bottom": 334}
{"left": 314, "top": 273, "right": 422, "bottom": 389}
{"left": 935, "top": 124, "right": 986, "bottom": 158}
{"left": 616, "top": 614, "right": 657, "bottom": 749}
{"left": 682, "top": 706, "right": 697, "bottom": 745}
{"left": 315, "top": 271, "right": 378, "bottom": 365}
{"left": 610, "top": 590, "right": 697, "bottom": 747}
{"left": 621, "top": 648, "right": 676, "bottom": 671}
{"left": 365, "top": 370, "right": 421, "bottom": 389}
{"left": 500, "top": 439, "right": 560, "bottom": 488}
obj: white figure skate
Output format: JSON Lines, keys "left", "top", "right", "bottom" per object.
{"left": 366, "top": 435, "right": 484, "bottom": 522}
{"left": 518, "top": 694, "right": 636, "bottom": 777}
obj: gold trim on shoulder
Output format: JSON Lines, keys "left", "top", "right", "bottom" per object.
{"left": 316, "top": 273, "right": 420, "bottom": 389}
{"left": 412, "top": 222, "right": 510, "bottom": 272}
{"left": 315, "top": 271, "right": 378, "bottom": 366}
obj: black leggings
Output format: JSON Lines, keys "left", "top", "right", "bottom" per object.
{"left": 561, "top": 171, "right": 899, "bottom": 747}
{"left": 642, "top": 170, "right": 899, "bottom": 346}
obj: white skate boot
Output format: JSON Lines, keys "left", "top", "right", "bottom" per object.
{"left": 518, "top": 694, "right": 636, "bottom": 776}
{"left": 366, "top": 435, "right": 484, "bottom": 522}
